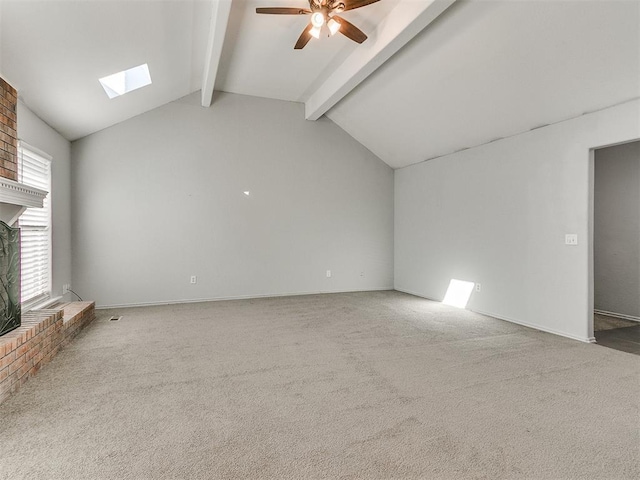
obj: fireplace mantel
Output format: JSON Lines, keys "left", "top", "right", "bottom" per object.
{"left": 0, "top": 177, "right": 48, "bottom": 225}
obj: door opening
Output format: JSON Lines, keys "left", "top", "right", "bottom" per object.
{"left": 592, "top": 141, "right": 640, "bottom": 354}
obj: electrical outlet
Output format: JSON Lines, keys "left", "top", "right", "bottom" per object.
{"left": 326, "top": 270, "right": 331, "bottom": 278}
{"left": 360, "top": 271, "right": 364, "bottom": 277}
{"left": 565, "top": 234, "right": 578, "bottom": 246}
{"left": 190, "top": 275, "right": 197, "bottom": 284}
{"left": 62, "top": 284, "right": 70, "bottom": 294}
{"left": 475, "top": 283, "right": 481, "bottom": 292}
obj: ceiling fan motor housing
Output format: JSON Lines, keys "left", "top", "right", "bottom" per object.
{"left": 310, "top": 1, "right": 346, "bottom": 14}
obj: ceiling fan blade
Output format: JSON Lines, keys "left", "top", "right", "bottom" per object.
{"left": 256, "top": 7, "right": 311, "bottom": 15}
{"left": 342, "top": 0, "right": 380, "bottom": 12}
{"left": 332, "top": 15, "right": 367, "bottom": 43}
{"left": 294, "top": 23, "right": 313, "bottom": 49}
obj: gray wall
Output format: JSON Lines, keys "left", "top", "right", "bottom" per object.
{"left": 395, "top": 99, "right": 640, "bottom": 342}
{"left": 71, "top": 91, "right": 394, "bottom": 307}
{"left": 17, "top": 100, "right": 73, "bottom": 300}
{"left": 594, "top": 141, "right": 640, "bottom": 319}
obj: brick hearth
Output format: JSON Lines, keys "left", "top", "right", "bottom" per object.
{"left": 0, "top": 301, "right": 95, "bottom": 404}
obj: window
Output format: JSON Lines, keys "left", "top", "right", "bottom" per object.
{"left": 17, "top": 142, "right": 52, "bottom": 308}
{"left": 99, "top": 63, "right": 152, "bottom": 99}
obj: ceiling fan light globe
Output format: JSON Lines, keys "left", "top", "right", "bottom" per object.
{"left": 311, "top": 12, "right": 325, "bottom": 28}
{"left": 327, "top": 18, "right": 341, "bottom": 36}
{"left": 309, "top": 25, "right": 322, "bottom": 39}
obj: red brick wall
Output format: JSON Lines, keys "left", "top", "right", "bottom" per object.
{"left": 0, "top": 77, "right": 18, "bottom": 181}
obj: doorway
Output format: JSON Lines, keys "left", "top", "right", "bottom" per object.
{"left": 593, "top": 141, "right": 640, "bottom": 354}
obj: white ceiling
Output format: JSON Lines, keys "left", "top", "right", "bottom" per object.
{"left": 1, "top": 0, "right": 638, "bottom": 167}
{"left": 216, "top": 0, "right": 399, "bottom": 103}
{"left": 326, "top": 0, "right": 640, "bottom": 168}
{"left": 0, "top": 0, "right": 210, "bottom": 141}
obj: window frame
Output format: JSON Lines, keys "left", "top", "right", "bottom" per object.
{"left": 17, "top": 141, "right": 52, "bottom": 312}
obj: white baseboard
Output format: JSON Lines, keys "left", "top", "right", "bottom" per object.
{"left": 394, "top": 288, "right": 595, "bottom": 343}
{"left": 99, "top": 287, "right": 598, "bottom": 344}
{"left": 95, "top": 287, "right": 395, "bottom": 310}
{"left": 472, "top": 308, "right": 595, "bottom": 344}
{"left": 393, "top": 287, "right": 440, "bottom": 303}
{"left": 594, "top": 309, "right": 640, "bottom": 323}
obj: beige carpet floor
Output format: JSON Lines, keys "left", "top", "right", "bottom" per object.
{"left": 0, "top": 291, "right": 638, "bottom": 479}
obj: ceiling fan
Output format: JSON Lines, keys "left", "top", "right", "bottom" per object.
{"left": 256, "top": 0, "right": 381, "bottom": 49}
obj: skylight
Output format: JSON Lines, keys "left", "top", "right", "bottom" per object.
{"left": 99, "top": 64, "right": 152, "bottom": 99}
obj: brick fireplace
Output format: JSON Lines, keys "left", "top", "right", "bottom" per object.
{"left": 0, "top": 77, "right": 18, "bottom": 180}
{"left": 0, "top": 77, "right": 96, "bottom": 405}
{"left": 0, "top": 78, "right": 47, "bottom": 337}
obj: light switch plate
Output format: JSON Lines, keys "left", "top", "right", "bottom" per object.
{"left": 565, "top": 234, "right": 578, "bottom": 245}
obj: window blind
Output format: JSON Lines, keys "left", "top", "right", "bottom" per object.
{"left": 17, "top": 143, "right": 51, "bottom": 306}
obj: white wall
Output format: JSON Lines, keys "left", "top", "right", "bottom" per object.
{"left": 594, "top": 141, "right": 640, "bottom": 319}
{"left": 395, "top": 99, "right": 640, "bottom": 342}
{"left": 71, "top": 91, "right": 393, "bottom": 307}
{"left": 17, "top": 100, "right": 73, "bottom": 299}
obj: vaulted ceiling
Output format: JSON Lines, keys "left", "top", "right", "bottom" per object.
{"left": 1, "top": 0, "right": 638, "bottom": 169}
